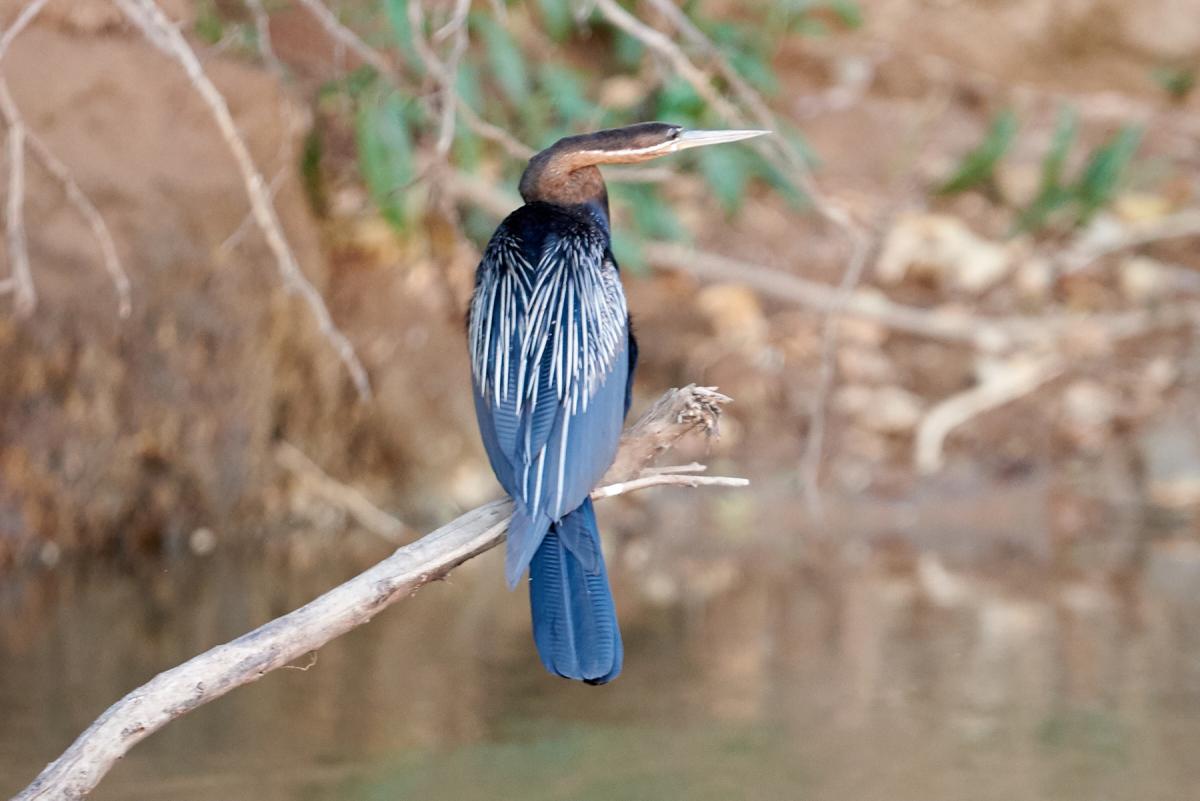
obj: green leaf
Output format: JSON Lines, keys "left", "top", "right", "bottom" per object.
{"left": 476, "top": 15, "right": 529, "bottom": 105}
{"left": 1152, "top": 65, "right": 1196, "bottom": 101}
{"left": 382, "top": 0, "right": 421, "bottom": 71}
{"left": 697, "top": 147, "right": 749, "bottom": 214}
{"left": 194, "top": 1, "right": 224, "bottom": 45}
{"left": 455, "top": 60, "right": 484, "bottom": 115}
{"left": 1039, "top": 106, "right": 1078, "bottom": 191}
{"left": 536, "top": 0, "right": 573, "bottom": 42}
{"left": 356, "top": 92, "right": 415, "bottom": 229}
{"left": 613, "top": 184, "right": 687, "bottom": 243}
{"left": 729, "top": 48, "right": 779, "bottom": 96}
{"left": 747, "top": 148, "right": 809, "bottom": 210}
{"left": 609, "top": 230, "right": 647, "bottom": 274}
{"left": 937, "top": 109, "right": 1019, "bottom": 195}
{"left": 299, "top": 128, "right": 326, "bottom": 217}
{"left": 1012, "top": 185, "right": 1072, "bottom": 234}
{"left": 655, "top": 77, "right": 705, "bottom": 124}
{"left": 829, "top": 0, "right": 864, "bottom": 28}
{"left": 1074, "top": 125, "right": 1143, "bottom": 223}
{"left": 539, "top": 65, "right": 597, "bottom": 126}
{"left": 613, "top": 30, "right": 644, "bottom": 70}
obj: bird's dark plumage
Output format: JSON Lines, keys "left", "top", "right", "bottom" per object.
{"left": 467, "top": 122, "right": 765, "bottom": 684}
{"left": 469, "top": 201, "right": 631, "bottom": 683}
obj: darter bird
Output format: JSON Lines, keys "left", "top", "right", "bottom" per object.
{"left": 468, "top": 122, "right": 767, "bottom": 683}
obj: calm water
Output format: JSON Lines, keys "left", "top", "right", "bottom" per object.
{"left": 2, "top": 517, "right": 1200, "bottom": 801}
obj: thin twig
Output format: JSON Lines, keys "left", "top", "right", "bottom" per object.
{"left": 0, "top": 79, "right": 33, "bottom": 316}
{"left": 434, "top": 0, "right": 471, "bottom": 157}
{"left": 243, "top": 0, "right": 285, "bottom": 78}
{"left": 293, "top": 0, "right": 397, "bottom": 78}
{"left": 915, "top": 356, "right": 1065, "bottom": 475}
{"left": 640, "top": 462, "right": 707, "bottom": 475}
{"left": 13, "top": 385, "right": 745, "bottom": 801}
{"left": 219, "top": 167, "right": 288, "bottom": 256}
{"left": 113, "top": 0, "right": 371, "bottom": 398}
{"left": 1060, "top": 210, "right": 1200, "bottom": 274}
{"left": 798, "top": 225, "right": 869, "bottom": 518}
{"left": 274, "top": 441, "right": 417, "bottom": 544}
{"left": 24, "top": 129, "right": 133, "bottom": 317}
{"left": 0, "top": 0, "right": 51, "bottom": 60}
{"left": 590, "top": 473, "right": 747, "bottom": 499}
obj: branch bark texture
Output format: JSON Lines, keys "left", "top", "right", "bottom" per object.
{"left": 13, "top": 386, "right": 742, "bottom": 801}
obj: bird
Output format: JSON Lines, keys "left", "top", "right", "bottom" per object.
{"left": 467, "top": 122, "right": 767, "bottom": 684}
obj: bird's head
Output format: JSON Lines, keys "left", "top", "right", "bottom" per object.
{"left": 519, "top": 122, "right": 769, "bottom": 208}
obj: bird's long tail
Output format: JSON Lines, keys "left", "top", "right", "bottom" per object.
{"left": 528, "top": 498, "right": 623, "bottom": 684}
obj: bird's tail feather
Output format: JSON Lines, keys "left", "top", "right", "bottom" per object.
{"left": 528, "top": 498, "right": 623, "bottom": 684}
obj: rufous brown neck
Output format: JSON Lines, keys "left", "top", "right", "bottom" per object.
{"left": 518, "top": 150, "right": 608, "bottom": 211}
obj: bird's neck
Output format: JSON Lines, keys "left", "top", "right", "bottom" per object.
{"left": 519, "top": 155, "right": 610, "bottom": 223}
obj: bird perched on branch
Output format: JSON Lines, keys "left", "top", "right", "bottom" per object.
{"left": 468, "top": 122, "right": 766, "bottom": 683}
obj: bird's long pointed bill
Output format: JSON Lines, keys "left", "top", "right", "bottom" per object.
{"left": 674, "top": 129, "right": 771, "bottom": 151}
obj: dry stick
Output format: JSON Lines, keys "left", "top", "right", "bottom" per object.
{"left": 0, "top": 81, "right": 32, "bottom": 315}
{"left": 243, "top": 0, "right": 285, "bottom": 78}
{"left": 432, "top": 0, "right": 471, "bottom": 157}
{"left": 13, "top": 385, "right": 746, "bottom": 801}
{"left": 1059, "top": 209, "right": 1200, "bottom": 274}
{"left": 0, "top": 0, "right": 131, "bottom": 317}
{"left": 24, "top": 130, "right": 133, "bottom": 318}
{"left": 0, "top": 0, "right": 51, "bottom": 58}
{"left": 589, "top": 0, "right": 870, "bottom": 516}
{"left": 643, "top": 242, "right": 1004, "bottom": 349}
{"left": 274, "top": 441, "right": 418, "bottom": 545}
{"left": 293, "top": 0, "right": 396, "bottom": 78}
{"left": 113, "top": 0, "right": 371, "bottom": 399}
{"left": 914, "top": 356, "right": 1065, "bottom": 475}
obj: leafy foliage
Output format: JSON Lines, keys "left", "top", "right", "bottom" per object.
{"left": 196, "top": 0, "right": 857, "bottom": 250}
{"left": 940, "top": 105, "right": 1144, "bottom": 234}
{"left": 937, "top": 109, "right": 1019, "bottom": 196}
{"left": 1152, "top": 65, "right": 1196, "bottom": 102}
{"left": 356, "top": 91, "right": 417, "bottom": 228}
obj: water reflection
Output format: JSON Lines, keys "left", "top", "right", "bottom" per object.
{"left": 1, "top": 523, "right": 1198, "bottom": 801}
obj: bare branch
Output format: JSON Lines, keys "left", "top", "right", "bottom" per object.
{"left": 643, "top": 242, "right": 1004, "bottom": 349}
{"left": 434, "top": 0, "right": 472, "bottom": 157}
{"left": 0, "top": 79, "right": 33, "bottom": 316}
{"left": 0, "top": 0, "right": 51, "bottom": 60}
{"left": 1060, "top": 210, "right": 1200, "bottom": 274}
{"left": 13, "top": 385, "right": 746, "bottom": 801}
{"left": 915, "top": 356, "right": 1065, "bottom": 475}
{"left": 798, "top": 224, "right": 870, "bottom": 519}
{"left": 113, "top": 0, "right": 371, "bottom": 398}
{"left": 24, "top": 129, "right": 133, "bottom": 318}
{"left": 243, "top": 0, "right": 285, "bottom": 78}
{"left": 293, "top": 0, "right": 397, "bottom": 78}
{"left": 591, "top": 473, "right": 748, "bottom": 499}
{"left": 274, "top": 441, "right": 418, "bottom": 544}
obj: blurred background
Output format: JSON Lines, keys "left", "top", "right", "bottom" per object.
{"left": 2, "top": 0, "right": 1200, "bottom": 798}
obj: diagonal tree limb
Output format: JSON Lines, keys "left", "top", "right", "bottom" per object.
{"left": 112, "top": 0, "right": 372, "bottom": 398}
{"left": 12, "top": 385, "right": 747, "bottom": 801}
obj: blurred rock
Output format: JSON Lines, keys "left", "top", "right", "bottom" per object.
{"left": 1118, "top": 256, "right": 1170, "bottom": 304}
{"left": 997, "top": 163, "right": 1042, "bottom": 208}
{"left": 876, "top": 214, "right": 1013, "bottom": 294}
{"left": 695, "top": 283, "right": 769, "bottom": 349}
{"left": 835, "top": 384, "right": 925, "bottom": 435}
{"left": 1114, "top": 192, "right": 1174, "bottom": 223}
{"left": 1139, "top": 411, "right": 1200, "bottom": 508}
{"left": 1015, "top": 257, "right": 1054, "bottom": 304}
{"left": 837, "top": 345, "right": 897, "bottom": 385}
{"left": 837, "top": 297, "right": 890, "bottom": 346}
{"left": 1145, "top": 539, "right": 1200, "bottom": 605}
{"left": 1060, "top": 380, "right": 1119, "bottom": 450}
{"left": 1108, "top": 0, "right": 1200, "bottom": 59}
